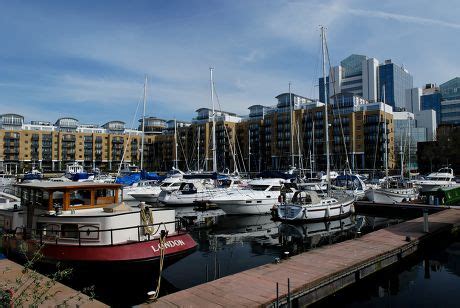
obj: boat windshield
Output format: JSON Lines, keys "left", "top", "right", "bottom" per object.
{"left": 426, "top": 176, "right": 450, "bottom": 181}
{"left": 250, "top": 185, "right": 270, "bottom": 191}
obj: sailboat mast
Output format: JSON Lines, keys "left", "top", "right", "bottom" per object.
{"left": 289, "top": 82, "right": 295, "bottom": 168}
{"left": 140, "top": 75, "right": 147, "bottom": 170}
{"left": 297, "top": 121, "right": 302, "bottom": 177}
{"left": 383, "top": 85, "right": 388, "bottom": 180}
{"left": 408, "top": 116, "right": 411, "bottom": 178}
{"left": 197, "top": 126, "right": 200, "bottom": 171}
{"left": 320, "top": 26, "right": 331, "bottom": 195}
{"left": 210, "top": 67, "right": 217, "bottom": 173}
{"left": 248, "top": 129, "right": 251, "bottom": 174}
{"left": 174, "top": 118, "right": 178, "bottom": 169}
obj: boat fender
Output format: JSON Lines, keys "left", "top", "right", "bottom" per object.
{"left": 326, "top": 206, "right": 330, "bottom": 218}
{"left": 303, "top": 208, "right": 307, "bottom": 219}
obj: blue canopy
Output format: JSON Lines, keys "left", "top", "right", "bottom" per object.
{"left": 140, "top": 170, "right": 165, "bottom": 181}
{"left": 115, "top": 173, "right": 141, "bottom": 186}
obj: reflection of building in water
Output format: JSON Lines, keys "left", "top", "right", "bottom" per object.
{"left": 279, "top": 216, "right": 355, "bottom": 255}
{"left": 208, "top": 215, "right": 280, "bottom": 246}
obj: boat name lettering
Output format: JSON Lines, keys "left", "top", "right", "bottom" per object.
{"left": 151, "top": 239, "right": 186, "bottom": 253}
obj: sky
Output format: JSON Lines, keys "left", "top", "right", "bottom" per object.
{"left": 0, "top": 0, "right": 459, "bottom": 127}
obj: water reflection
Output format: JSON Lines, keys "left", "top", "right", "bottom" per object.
{"left": 279, "top": 216, "right": 355, "bottom": 255}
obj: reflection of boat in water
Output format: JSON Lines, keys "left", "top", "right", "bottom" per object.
{"left": 209, "top": 215, "right": 280, "bottom": 245}
{"left": 174, "top": 206, "right": 225, "bottom": 229}
{"left": 354, "top": 215, "right": 401, "bottom": 233}
{"left": 278, "top": 216, "right": 355, "bottom": 254}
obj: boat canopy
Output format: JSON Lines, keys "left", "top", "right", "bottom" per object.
{"left": 333, "top": 174, "right": 364, "bottom": 190}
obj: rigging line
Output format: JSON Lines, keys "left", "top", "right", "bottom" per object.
{"left": 372, "top": 113, "right": 382, "bottom": 179}
{"left": 176, "top": 129, "right": 190, "bottom": 171}
{"left": 310, "top": 35, "right": 323, "bottom": 99}
{"left": 235, "top": 132, "right": 247, "bottom": 175}
{"left": 116, "top": 89, "right": 143, "bottom": 179}
{"left": 325, "top": 38, "right": 351, "bottom": 174}
{"left": 212, "top": 81, "right": 241, "bottom": 174}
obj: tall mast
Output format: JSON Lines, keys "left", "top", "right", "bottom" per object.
{"left": 140, "top": 75, "right": 147, "bottom": 170}
{"left": 297, "top": 121, "right": 302, "bottom": 177}
{"left": 320, "top": 26, "right": 331, "bottom": 195}
{"left": 174, "top": 118, "right": 178, "bottom": 169}
{"left": 210, "top": 67, "right": 217, "bottom": 173}
{"left": 289, "top": 82, "right": 295, "bottom": 168}
{"left": 197, "top": 126, "right": 200, "bottom": 171}
{"left": 248, "top": 129, "right": 251, "bottom": 174}
{"left": 408, "top": 116, "right": 411, "bottom": 178}
{"left": 383, "top": 85, "right": 389, "bottom": 181}
{"left": 400, "top": 124, "right": 404, "bottom": 178}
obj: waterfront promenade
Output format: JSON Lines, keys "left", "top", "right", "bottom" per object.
{"left": 147, "top": 208, "right": 460, "bottom": 307}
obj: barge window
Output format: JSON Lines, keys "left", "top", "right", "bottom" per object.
{"left": 96, "top": 189, "right": 115, "bottom": 205}
{"left": 70, "top": 190, "right": 92, "bottom": 206}
{"left": 269, "top": 186, "right": 281, "bottom": 191}
{"left": 61, "top": 224, "right": 79, "bottom": 239}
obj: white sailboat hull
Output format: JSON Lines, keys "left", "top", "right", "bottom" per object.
{"left": 365, "top": 188, "right": 418, "bottom": 203}
{"left": 277, "top": 198, "right": 354, "bottom": 221}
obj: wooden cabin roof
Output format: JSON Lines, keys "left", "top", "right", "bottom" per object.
{"left": 15, "top": 182, "right": 122, "bottom": 190}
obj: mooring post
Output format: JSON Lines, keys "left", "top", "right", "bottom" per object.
{"left": 276, "top": 282, "right": 279, "bottom": 308}
{"left": 423, "top": 209, "right": 429, "bottom": 233}
{"left": 206, "top": 264, "right": 209, "bottom": 282}
{"left": 287, "top": 278, "right": 291, "bottom": 308}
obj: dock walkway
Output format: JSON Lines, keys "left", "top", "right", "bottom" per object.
{"left": 147, "top": 208, "right": 460, "bottom": 307}
{"left": 0, "top": 257, "right": 107, "bottom": 307}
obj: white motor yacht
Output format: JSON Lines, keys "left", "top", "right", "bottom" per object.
{"left": 277, "top": 190, "right": 354, "bottom": 221}
{"left": 122, "top": 179, "right": 160, "bottom": 202}
{"left": 209, "top": 178, "right": 296, "bottom": 215}
{"left": 414, "top": 167, "right": 459, "bottom": 192}
{"left": 128, "top": 177, "right": 184, "bottom": 203}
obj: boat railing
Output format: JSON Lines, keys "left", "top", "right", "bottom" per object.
{"left": 17, "top": 219, "right": 187, "bottom": 246}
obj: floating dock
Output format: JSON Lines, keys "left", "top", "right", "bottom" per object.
{"left": 147, "top": 208, "right": 460, "bottom": 307}
{"left": 0, "top": 257, "right": 107, "bottom": 307}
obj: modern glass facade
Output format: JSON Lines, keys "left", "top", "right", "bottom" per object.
{"left": 341, "top": 54, "right": 366, "bottom": 78}
{"left": 393, "top": 115, "right": 426, "bottom": 171}
{"left": 441, "top": 99, "right": 460, "bottom": 125}
{"left": 378, "top": 62, "right": 413, "bottom": 109}
{"left": 421, "top": 92, "right": 442, "bottom": 124}
{"left": 440, "top": 77, "right": 460, "bottom": 100}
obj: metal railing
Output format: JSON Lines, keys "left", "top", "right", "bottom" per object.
{"left": 17, "top": 219, "right": 186, "bottom": 247}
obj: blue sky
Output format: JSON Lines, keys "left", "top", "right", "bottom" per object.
{"left": 0, "top": 0, "right": 459, "bottom": 126}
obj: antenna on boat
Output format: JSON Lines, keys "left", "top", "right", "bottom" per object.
{"left": 320, "top": 25, "right": 331, "bottom": 196}
{"left": 140, "top": 75, "right": 147, "bottom": 170}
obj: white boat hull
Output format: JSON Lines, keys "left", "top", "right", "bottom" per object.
{"left": 365, "top": 188, "right": 418, "bottom": 203}
{"left": 215, "top": 198, "right": 278, "bottom": 215}
{"left": 277, "top": 199, "right": 354, "bottom": 221}
{"left": 416, "top": 182, "right": 460, "bottom": 193}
